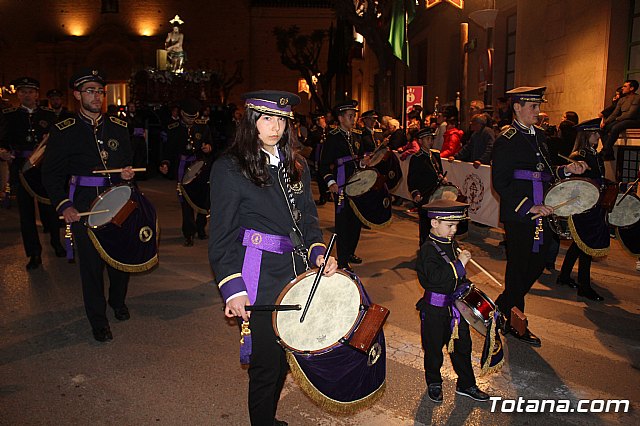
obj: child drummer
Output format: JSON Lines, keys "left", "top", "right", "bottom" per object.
{"left": 416, "top": 199, "right": 491, "bottom": 403}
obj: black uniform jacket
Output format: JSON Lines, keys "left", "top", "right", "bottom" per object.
{"left": 209, "top": 154, "right": 326, "bottom": 306}
{"left": 416, "top": 234, "right": 467, "bottom": 317}
{"left": 1, "top": 106, "right": 55, "bottom": 176}
{"left": 491, "top": 122, "right": 569, "bottom": 224}
{"left": 408, "top": 148, "right": 442, "bottom": 202}
{"left": 163, "top": 119, "right": 213, "bottom": 179}
{"left": 42, "top": 113, "right": 132, "bottom": 214}
{"left": 569, "top": 146, "right": 604, "bottom": 182}
{"left": 360, "top": 127, "right": 384, "bottom": 149}
{"left": 318, "top": 127, "right": 375, "bottom": 187}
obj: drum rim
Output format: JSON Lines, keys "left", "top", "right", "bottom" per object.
{"left": 182, "top": 160, "right": 205, "bottom": 185}
{"left": 345, "top": 168, "right": 382, "bottom": 198}
{"left": 368, "top": 146, "right": 389, "bottom": 167}
{"left": 87, "top": 183, "right": 132, "bottom": 229}
{"left": 272, "top": 269, "right": 365, "bottom": 354}
{"left": 454, "top": 284, "right": 496, "bottom": 334}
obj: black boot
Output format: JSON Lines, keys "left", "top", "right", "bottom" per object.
{"left": 577, "top": 285, "right": 604, "bottom": 301}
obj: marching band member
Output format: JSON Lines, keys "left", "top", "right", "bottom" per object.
{"left": 0, "top": 77, "right": 64, "bottom": 270}
{"left": 557, "top": 118, "right": 608, "bottom": 301}
{"left": 319, "top": 100, "right": 375, "bottom": 270}
{"left": 492, "top": 87, "right": 587, "bottom": 347}
{"left": 407, "top": 127, "right": 442, "bottom": 246}
{"left": 159, "top": 98, "right": 213, "bottom": 246}
{"left": 415, "top": 199, "right": 491, "bottom": 403}
{"left": 209, "top": 90, "right": 337, "bottom": 426}
{"left": 42, "top": 68, "right": 135, "bottom": 342}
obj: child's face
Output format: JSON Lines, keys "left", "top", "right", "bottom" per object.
{"left": 431, "top": 219, "right": 459, "bottom": 239}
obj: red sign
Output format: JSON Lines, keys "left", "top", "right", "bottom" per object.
{"left": 406, "top": 86, "right": 424, "bottom": 115}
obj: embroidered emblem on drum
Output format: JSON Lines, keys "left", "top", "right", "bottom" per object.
{"left": 367, "top": 342, "right": 382, "bottom": 366}
{"left": 139, "top": 226, "right": 153, "bottom": 242}
{"left": 388, "top": 170, "right": 396, "bottom": 179}
{"left": 383, "top": 197, "right": 390, "bottom": 208}
{"left": 100, "top": 150, "right": 109, "bottom": 161}
{"left": 290, "top": 181, "right": 303, "bottom": 194}
{"left": 251, "top": 233, "right": 262, "bottom": 245}
{"left": 107, "top": 139, "right": 119, "bottom": 151}
{"left": 195, "top": 133, "right": 202, "bottom": 140}
{"left": 462, "top": 174, "right": 485, "bottom": 213}
{"left": 316, "top": 334, "right": 327, "bottom": 344}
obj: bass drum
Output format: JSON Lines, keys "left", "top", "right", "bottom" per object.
{"left": 608, "top": 193, "right": 640, "bottom": 228}
{"left": 346, "top": 169, "right": 392, "bottom": 228}
{"left": 86, "top": 184, "right": 159, "bottom": 272}
{"left": 273, "top": 270, "right": 386, "bottom": 413}
{"left": 373, "top": 150, "right": 403, "bottom": 191}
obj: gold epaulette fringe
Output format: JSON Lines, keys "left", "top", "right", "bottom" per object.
{"left": 286, "top": 352, "right": 385, "bottom": 414}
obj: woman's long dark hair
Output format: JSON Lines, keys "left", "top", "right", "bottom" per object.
{"left": 571, "top": 129, "right": 599, "bottom": 156}
{"left": 227, "top": 108, "right": 302, "bottom": 187}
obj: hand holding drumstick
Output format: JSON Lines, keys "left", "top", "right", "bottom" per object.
{"left": 530, "top": 196, "right": 580, "bottom": 220}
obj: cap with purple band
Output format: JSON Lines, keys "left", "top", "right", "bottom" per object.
{"left": 242, "top": 90, "right": 300, "bottom": 119}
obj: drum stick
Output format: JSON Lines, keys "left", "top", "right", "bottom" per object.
{"left": 558, "top": 154, "right": 591, "bottom": 170}
{"left": 92, "top": 168, "right": 146, "bottom": 174}
{"left": 456, "top": 248, "right": 503, "bottom": 287}
{"left": 616, "top": 177, "right": 639, "bottom": 206}
{"left": 530, "top": 196, "right": 580, "bottom": 220}
{"left": 339, "top": 178, "right": 361, "bottom": 189}
{"left": 58, "top": 209, "right": 109, "bottom": 219}
{"left": 300, "top": 233, "right": 337, "bottom": 323}
{"left": 245, "top": 304, "right": 301, "bottom": 312}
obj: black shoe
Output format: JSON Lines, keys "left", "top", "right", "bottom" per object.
{"left": 114, "top": 305, "right": 130, "bottom": 321}
{"left": 349, "top": 255, "right": 363, "bottom": 264}
{"left": 92, "top": 326, "right": 113, "bottom": 342}
{"left": 427, "top": 383, "right": 443, "bottom": 403}
{"left": 53, "top": 244, "right": 66, "bottom": 258}
{"left": 274, "top": 420, "right": 288, "bottom": 426}
{"left": 455, "top": 385, "right": 490, "bottom": 402}
{"left": 545, "top": 263, "right": 556, "bottom": 272}
{"left": 578, "top": 286, "right": 604, "bottom": 301}
{"left": 184, "top": 236, "right": 194, "bottom": 247}
{"left": 197, "top": 232, "right": 208, "bottom": 240}
{"left": 26, "top": 255, "right": 42, "bottom": 271}
{"left": 556, "top": 276, "right": 578, "bottom": 289}
{"left": 340, "top": 263, "right": 354, "bottom": 273}
{"left": 509, "top": 327, "right": 541, "bottom": 347}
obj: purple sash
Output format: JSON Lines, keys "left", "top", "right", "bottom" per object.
{"left": 423, "top": 284, "right": 470, "bottom": 335}
{"left": 513, "top": 169, "right": 552, "bottom": 253}
{"left": 238, "top": 228, "right": 295, "bottom": 364}
{"left": 336, "top": 155, "right": 354, "bottom": 213}
{"left": 133, "top": 128, "right": 145, "bottom": 138}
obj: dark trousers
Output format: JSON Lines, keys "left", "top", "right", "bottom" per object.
{"left": 72, "top": 222, "right": 130, "bottom": 330}
{"left": 335, "top": 198, "right": 362, "bottom": 267}
{"left": 420, "top": 310, "right": 475, "bottom": 389}
{"left": 559, "top": 242, "right": 593, "bottom": 287}
{"left": 17, "top": 180, "right": 62, "bottom": 257}
{"left": 602, "top": 119, "right": 640, "bottom": 151}
{"left": 248, "top": 312, "right": 288, "bottom": 426}
{"left": 181, "top": 201, "right": 207, "bottom": 238}
{"left": 496, "top": 221, "right": 550, "bottom": 321}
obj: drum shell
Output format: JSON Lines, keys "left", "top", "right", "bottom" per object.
{"left": 179, "top": 160, "right": 211, "bottom": 214}
{"left": 598, "top": 179, "right": 619, "bottom": 212}
{"left": 568, "top": 204, "right": 610, "bottom": 257}
{"left": 373, "top": 151, "right": 402, "bottom": 191}
{"left": 454, "top": 285, "right": 496, "bottom": 336}
{"left": 349, "top": 185, "right": 392, "bottom": 229}
{"left": 18, "top": 166, "right": 51, "bottom": 204}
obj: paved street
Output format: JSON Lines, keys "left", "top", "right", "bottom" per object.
{"left": 1, "top": 176, "right": 639, "bottom": 425}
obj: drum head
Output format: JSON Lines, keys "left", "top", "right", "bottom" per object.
{"left": 87, "top": 185, "right": 132, "bottom": 227}
{"left": 345, "top": 169, "right": 379, "bottom": 197}
{"left": 608, "top": 194, "right": 640, "bottom": 228}
{"left": 429, "top": 184, "right": 459, "bottom": 203}
{"left": 368, "top": 147, "right": 389, "bottom": 167}
{"left": 544, "top": 179, "right": 599, "bottom": 217}
{"left": 182, "top": 160, "right": 204, "bottom": 185}
{"left": 275, "top": 270, "right": 362, "bottom": 353}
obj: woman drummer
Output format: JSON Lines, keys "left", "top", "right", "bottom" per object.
{"left": 556, "top": 118, "right": 608, "bottom": 301}
{"left": 208, "top": 90, "right": 337, "bottom": 425}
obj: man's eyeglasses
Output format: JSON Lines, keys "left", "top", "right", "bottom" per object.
{"left": 80, "top": 88, "right": 107, "bottom": 96}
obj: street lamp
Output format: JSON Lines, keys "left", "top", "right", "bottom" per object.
{"left": 469, "top": 7, "right": 498, "bottom": 114}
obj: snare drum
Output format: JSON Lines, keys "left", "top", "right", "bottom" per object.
{"left": 86, "top": 184, "right": 158, "bottom": 272}
{"left": 368, "top": 146, "right": 389, "bottom": 168}
{"left": 344, "top": 169, "right": 382, "bottom": 198}
{"left": 454, "top": 285, "right": 497, "bottom": 336}
{"left": 544, "top": 178, "right": 600, "bottom": 217}
{"left": 273, "top": 270, "right": 386, "bottom": 411}
{"left": 608, "top": 193, "right": 640, "bottom": 228}
{"left": 178, "top": 160, "right": 210, "bottom": 214}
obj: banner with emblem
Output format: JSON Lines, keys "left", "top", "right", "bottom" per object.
{"left": 405, "top": 86, "right": 424, "bottom": 117}
{"left": 389, "top": 153, "right": 500, "bottom": 227}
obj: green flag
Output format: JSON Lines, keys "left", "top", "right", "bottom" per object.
{"left": 388, "top": 0, "right": 416, "bottom": 66}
